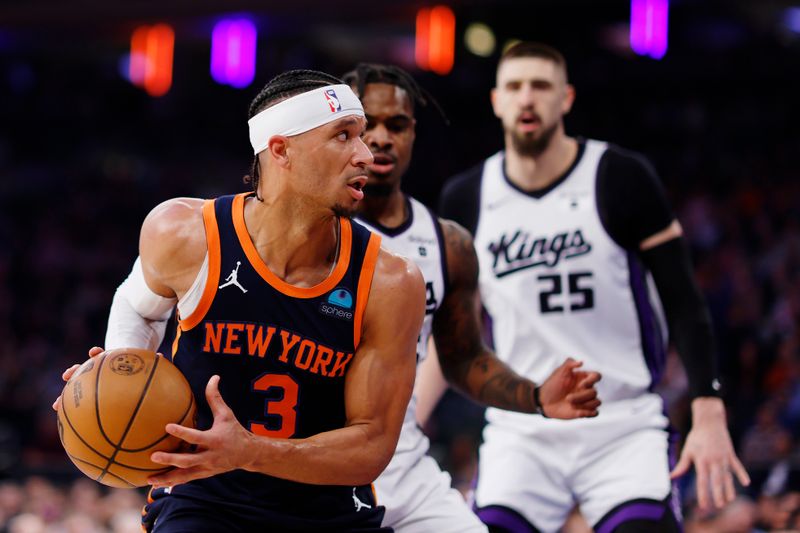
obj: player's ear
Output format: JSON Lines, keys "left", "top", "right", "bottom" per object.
{"left": 268, "top": 136, "right": 291, "bottom": 168}
{"left": 490, "top": 87, "right": 501, "bottom": 118}
{"left": 562, "top": 84, "right": 576, "bottom": 115}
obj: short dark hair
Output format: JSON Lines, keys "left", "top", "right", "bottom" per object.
{"left": 498, "top": 42, "right": 568, "bottom": 81}
{"left": 342, "top": 63, "right": 447, "bottom": 124}
{"left": 245, "top": 69, "right": 343, "bottom": 199}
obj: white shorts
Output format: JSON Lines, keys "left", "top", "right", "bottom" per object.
{"left": 475, "top": 396, "right": 679, "bottom": 533}
{"left": 375, "top": 452, "right": 487, "bottom": 533}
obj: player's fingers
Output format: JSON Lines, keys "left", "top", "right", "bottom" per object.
{"left": 695, "top": 461, "right": 710, "bottom": 510}
{"left": 150, "top": 449, "right": 203, "bottom": 469}
{"left": 722, "top": 464, "right": 736, "bottom": 504}
{"left": 62, "top": 364, "right": 80, "bottom": 381}
{"left": 575, "top": 399, "right": 601, "bottom": 411}
{"left": 577, "top": 372, "right": 601, "bottom": 388}
{"left": 669, "top": 452, "right": 692, "bottom": 480}
{"left": 730, "top": 455, "right": 751, "bottom": 487}
{"left": 570, "top": 373, "right": 594, "bottom": 390}
{"left": 164, "top": 423, "right": 206, "bottom": 445}
{"left": 149, "top": 466, "right": 204, "bottom": 487}
{"left": 566, "top": 388, "right": 597, "bottom": 404}
{"left": 88, "top": 346, "right": 104, "bottom": 357}
{"left": 52, "top": 396, "right": 62, "bottom": 411}
{"left": 709, "top": 463, "right": 726, "bottom": 508}
{"left": 570, "top": 371, "right": 589, "bottom": 382}
{"left": 205, "top": 376, "right": 231, "bottom": 418}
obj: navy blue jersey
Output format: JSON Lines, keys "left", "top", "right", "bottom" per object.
{"left": 165, "top": 193, "right": 385, "bottom": 529}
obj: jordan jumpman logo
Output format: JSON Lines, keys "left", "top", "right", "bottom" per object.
{"left": 219, "top": 261, "right": 248, "bottom": 293}
{"left": 352, "top": 488, "right": 372, "bottom": 512}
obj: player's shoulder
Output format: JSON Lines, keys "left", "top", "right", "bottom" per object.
{"left": 372, "top": 246, "right": 425, "bottom": 298}
{"left": 599, "top": 143, "right": 658, "bottom": 178}
{"left": 435, "top": 217, "right": 478, "bottom": 286}
{"left": 140, "top": 197, "right": 208, "bottom": 265}
{"left": 142, "top": 197, "right": 206, "bottom": 237}
{"left": 437, "top": 218, "right": 474, "bottom": 255}
{"left": 144, "top": 197, "right": 205, "bottom": 228}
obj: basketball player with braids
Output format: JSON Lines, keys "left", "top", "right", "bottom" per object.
{"left": 56, "top": 70, "right": 426, "bottom": 532}
{"left": 438, "top": 42, "right": 751, "bottom": 533}
{"left": 343, "top": 63, "right": 602, "bottom": 532}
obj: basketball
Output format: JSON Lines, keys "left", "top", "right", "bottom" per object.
{"left": 56, "top": 348, "right": 196, "bottom": 488}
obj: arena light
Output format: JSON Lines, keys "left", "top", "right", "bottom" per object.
{"left": 784, "top": 7, "right": 800, "bottom": 34}
{"left": 211, "top": 18, "right": 257, "bottom": 88}
{"left": 415, "top": 5, "right": 456, "bottom": 75}
{"left": 415, "top": 8, "right": 431, "bottom": 71}
{"left": 428, "top": 6, "right": 455, "bottom": 74}
{"left": 129, "top": 24, "right": 175, "bottom": 97}
{"left": 465, "top": 22, "right": 495, "bottom": 57}
{"left": 129, "top": 26, "right": 150, "bottom": 86}
{"left": 630, "top": 0, "right": 668, "bottom": 60}
{"left": 145, "top": 24, "right": 175, "bottom": 97}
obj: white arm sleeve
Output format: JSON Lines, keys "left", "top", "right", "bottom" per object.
{"left": 105, "top": 257, "right": 177, "bottom": 351}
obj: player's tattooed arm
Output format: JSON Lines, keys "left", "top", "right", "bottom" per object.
{"left": 431, "top": 220, "right": 538, "bottom": 412}
{"left": 431, "top": 220, "right": 601, "bottom": 418}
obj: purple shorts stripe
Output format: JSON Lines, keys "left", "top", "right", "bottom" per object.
{"left": 595, "top": 501, "right": 666, "bottom": 533}
{"left": 477, "top": 505, "right": 537, "bottom": 533}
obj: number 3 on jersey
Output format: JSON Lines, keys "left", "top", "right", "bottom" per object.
{"left": 250, "top": 374, "right": 298, "bottom": 438}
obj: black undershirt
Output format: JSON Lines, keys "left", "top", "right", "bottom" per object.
{"left": 438, "top": 142, "right": 720, "bottom": 399}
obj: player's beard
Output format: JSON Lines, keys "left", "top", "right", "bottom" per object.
{"left": 510, "top": 121, "right": 558, "bottom": 157}
{"left": 332, "top": 203, "right": 356, "bottom": 219}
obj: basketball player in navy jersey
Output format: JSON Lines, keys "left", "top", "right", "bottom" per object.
{"left": 55, "top": 70, "right": 426, "bottom": 532}
{"left": 343, "top": 64, "right": 602, "bottom": 532}
{"left": 438, "top": 42, "right": 750, "bottom": 533}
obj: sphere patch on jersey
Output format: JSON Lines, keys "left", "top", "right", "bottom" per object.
{"left": 319, "top": 288, "right": 354, "bottom": 321}
{"left": 327, "top": 288, "right": 353, "bottom": 309}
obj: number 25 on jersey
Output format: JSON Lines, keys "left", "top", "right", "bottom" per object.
{"left": 537, "top": 272, "right": 594, "bottom": 313}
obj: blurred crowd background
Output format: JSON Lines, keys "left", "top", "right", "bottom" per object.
{"left": 2, "top": 0, "right": 800, "bottom": 531}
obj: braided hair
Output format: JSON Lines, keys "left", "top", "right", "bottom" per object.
{"left": 244, "top": 69, "right": 343, "bottom": 200}
{"left": 341, "top": 63, "right": 448, "bottom": 124}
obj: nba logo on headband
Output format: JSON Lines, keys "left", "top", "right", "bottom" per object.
{"left": 248, "top": 84, "right": 364, "bottom": 154}
{"left": 324, "top": 89, "right": 342, "bottom": 113}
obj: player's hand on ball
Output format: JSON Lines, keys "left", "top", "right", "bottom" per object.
{"left": 52, "top": 346, "right": 105, "bottom": 411}
{"left": 537, "top": 358, "right": 601, "bottom": 419}
{"left": 52, "top": 346, "right": 166, "bottom": 411}
{"left": 149, "top": 375, "right": 253, "bottom": 488}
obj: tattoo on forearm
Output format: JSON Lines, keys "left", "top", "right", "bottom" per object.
{"left": 432, "top": 221, "right": 538, "bottom": 414}
{"left": 474, "top": 356, "right": 538, "bottom": 412}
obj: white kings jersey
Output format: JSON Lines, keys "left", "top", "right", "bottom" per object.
{"left": 357, "top": 196, "right": 447, "bottom": 459}
{"left": 473, "top": 140, "right": 668, "bottom": 430}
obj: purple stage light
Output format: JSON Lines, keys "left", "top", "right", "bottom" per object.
{"left": 211, "top": 18, "right": 257, "bottom": 88}
{"left": 630, "top": 0, "right": 669, "bottom": 60}
{"left": 785, "top": 7, "right": 800, "bottom": 34}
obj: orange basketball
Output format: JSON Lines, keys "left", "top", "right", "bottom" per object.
{"left": 56, "top": 348, "right": 196, "bottom": 488}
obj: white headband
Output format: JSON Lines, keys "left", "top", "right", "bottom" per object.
{"left": 248, "top": 84, "right": 365, "bottom": 154}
